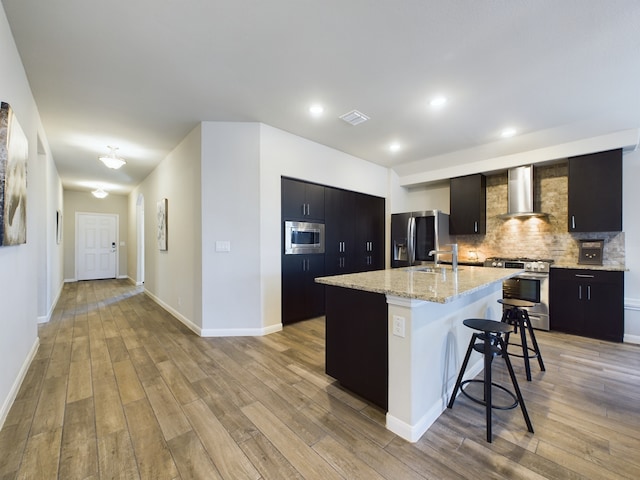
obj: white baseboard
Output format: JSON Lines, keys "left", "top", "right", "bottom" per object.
{"left": 0, "top": 337, "right": 40, "bottom": 430}
{"left": 37, "top": 281, "right": 65, "bottom": 324}
{"left": 200, "top": 323, "right": 283, "bottom": 337}
{"left": 386, "top": 357, "right": 483, "bottom": 443}
{"left": 64, "top": 277, "right": 76, "bottom": 283}
{"left": 144, "top": 288, "right": 283, "bottom": 337}
{"left": 623, "top": 333, "right": 640, "bottom": 344}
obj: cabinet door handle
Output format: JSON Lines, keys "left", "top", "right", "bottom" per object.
{"left": 575, "top": 274, "right": 595, "bottom": 278}
{"left": 474, "top": 221, "right": 478, "bottom": 233}
{"left": 587, "top": 285, "right": 591, "bottom": 300}
{"left": 578, "top": 285, "right": 582, "bottom": 300}
{"left": 571, "top": 215, "right": 576, "bottom": 229}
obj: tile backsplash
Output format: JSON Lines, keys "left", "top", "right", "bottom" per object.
{"left": 451, "top": 162, "right": 625, "bottom": 267}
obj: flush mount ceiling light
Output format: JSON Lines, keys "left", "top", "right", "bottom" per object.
{"left": 501, "top": 127, "right": 517, "bottom": 138}
{"left": 339, "top": 110, "right": 370, "bottom": 126}
{"left": 92, "top": 187, "right": 108, "bottom": 199}
{"left": 309, "top": 104, "right": 324, "bottom": 116}
{"left": 429, "top": 96, "right": 447, "bottom": 108}
{"left": 389, "top": 142, "right": 401, "bottom": 153}
{"left": 99, "top": 146, "right": 126, "bottom": 169}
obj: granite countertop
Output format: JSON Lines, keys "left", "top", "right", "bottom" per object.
{"left": 315, "top": 266, "right": 522, "bottom": 304}
{"left": 551, "top": 263, "right": 627, "bottom": 272}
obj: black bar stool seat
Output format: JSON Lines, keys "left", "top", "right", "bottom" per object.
{"left": 447, "top": 318, "right": 534, "bottom": 442}
{"left": 498, "top": 298, "right": 545, "bottom": 381}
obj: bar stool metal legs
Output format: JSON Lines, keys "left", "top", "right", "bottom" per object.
{"left": 448, "top": 318, "right": 534, "bottom": 443}
{"left": 499, "top": 298, "right": 545, "bottom": 381}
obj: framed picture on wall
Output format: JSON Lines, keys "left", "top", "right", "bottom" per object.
{"left": 56, "top": 209, "right": 62, "bottom": 244}
{"left": 157, "top": 198, "right": 167, "bottom": 250}
{"left": 0, "top": 101, "right": 28, "bottom": 246}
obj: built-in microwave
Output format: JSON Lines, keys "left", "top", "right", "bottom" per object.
{"left": 284, "top": 221, "right": 325, "bottom": 255}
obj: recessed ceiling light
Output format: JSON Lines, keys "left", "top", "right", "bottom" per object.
{"left": 309, "top": 104, "right": 324, "bottom": 116}
{"left": 501, "top": 128, "right": 517, "bottom": 138}
{"left": 389, "top": 143, "right": 401, "bottom": 153}
{"left": 429, "top": 96, "right": 447, "bottom": 108}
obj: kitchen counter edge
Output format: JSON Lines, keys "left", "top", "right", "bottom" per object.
{"left": 551, "top": 263, "right": 628, "bottom": 272}
{"left": 315, "top": 267, "right": 521, "bottom": 304}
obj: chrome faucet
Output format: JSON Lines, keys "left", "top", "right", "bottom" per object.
{"left": 429, "top": 243, "right": 458, "bottom": 272}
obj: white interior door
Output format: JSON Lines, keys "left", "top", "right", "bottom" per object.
{"left": 77, "top": 213, "right": 117, "bottom": 280}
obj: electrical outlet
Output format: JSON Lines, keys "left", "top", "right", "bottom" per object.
{"left": 392, "top": 315, "right": 405, "bottom": 338}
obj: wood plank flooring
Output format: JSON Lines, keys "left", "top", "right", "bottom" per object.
{"left": 1, "top": 279, "right": 640, "bottom": 479}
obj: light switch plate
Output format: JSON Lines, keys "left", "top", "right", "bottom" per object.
{"left": 215, "top": 240, "right": 231, "bottom": 252}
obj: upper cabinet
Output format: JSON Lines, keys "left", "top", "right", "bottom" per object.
{"left": 449, "top": 174, "right": 486, "bottom": 235}
{"left": 282, "top": 177, "right": 325, "bottom": 221}
{"left": 568, "top": 149, "right": 622, "bottom": 232}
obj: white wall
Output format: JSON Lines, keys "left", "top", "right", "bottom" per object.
{"left": 137, "top": 121, "right": 390, "bottom": 335}
{"left": 200, "top": 122, "right": 262, "bottom": 334}
{"left": 0, "top": 5, "right": 61, "bottom": 427}
{"left": 39, "top": 146, "right": 64, "bottom": 322}
{"left": 129, "top": 125, "right": 203, "bottom": 332}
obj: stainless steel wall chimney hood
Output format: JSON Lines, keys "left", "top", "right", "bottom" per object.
{"left": 499, "top": 165, "right": 549, "bottom": 219}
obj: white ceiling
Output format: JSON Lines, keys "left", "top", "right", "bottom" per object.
{"left": 3, "top": 0, "right": 640, "bottom": 195}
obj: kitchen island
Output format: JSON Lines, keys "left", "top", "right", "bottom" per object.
{"left": 316, "top": 266, "right": 521, "bottom": 442}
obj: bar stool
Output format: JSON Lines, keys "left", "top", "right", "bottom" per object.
{"left": 498, "top": 298, "right": 545, "bottom": 381}
{"left": 447, "top": 318, "right": 534, "bottom": 443}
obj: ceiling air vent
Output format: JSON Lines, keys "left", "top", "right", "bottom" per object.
{"left": 339, "top": 110, "right": 370, "bottom": 126}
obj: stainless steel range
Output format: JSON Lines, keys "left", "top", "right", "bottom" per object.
{"left": 484, "top": 257, "right": 553, "bottom": 330}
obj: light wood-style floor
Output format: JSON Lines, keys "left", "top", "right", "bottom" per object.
{"left": 1, "top": 279, "right": 640, "bottom": 479}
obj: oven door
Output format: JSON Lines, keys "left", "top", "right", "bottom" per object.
{"left": 503, "top": 273, "right": 549, "bottom": 330}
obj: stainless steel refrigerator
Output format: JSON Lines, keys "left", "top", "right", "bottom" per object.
{"left": 390, "top": 210, "right": 450, "bottom": 268}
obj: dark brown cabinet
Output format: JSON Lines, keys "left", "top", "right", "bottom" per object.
{"left": 354, "top": 193, "right": 385, "bottom": 271}
{"left": 568, "top": 149, "right": 622, "bottom": 232}
{"left": 281, "top": 254, "right": 325, "bottom": 325}
{"left": 324, "top": 188, "right": 355, "bottom": 276}
{"left": 325, "top": 286, "right": 388, "bottom": 409}
{"left": 281, "top": 177, "right": 325, "bottom": 221}
{"left": 549, "top": 268, "right": 623, "bottom": 342}
{"left": 282, "top": 178, "right": 385, "bottom": 324}
{"left": 449, "top": 174, "right": 486, "bottom": 235}
{"left": 324, "top": 187, "right": 385, "bottom": 276}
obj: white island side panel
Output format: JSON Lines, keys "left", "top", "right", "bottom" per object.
{"left": 385, "top": 282, "right": 503, "bottom": 442}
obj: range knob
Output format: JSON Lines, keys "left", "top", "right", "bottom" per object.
{"left": 492, "top": 261, "right": 498, "bottom": 267}
{"left": 525, "top": 263, "right": 532, "bottom": 270}
{"left": 497, "top": 262, "right": 503, "bottom": 267}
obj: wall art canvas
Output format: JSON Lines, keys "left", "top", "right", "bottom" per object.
{"left": 157, "top": 198, "right": 167, "bottom": 250}
{"left": 0, "top": 102, "right": 28, "bottom": 246}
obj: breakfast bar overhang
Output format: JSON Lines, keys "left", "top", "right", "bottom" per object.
{"left": 316, "top": 266, "right": 522, "bottom": 442}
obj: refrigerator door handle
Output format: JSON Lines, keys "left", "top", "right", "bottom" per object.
{"left": 407, "top": 216, "right": 416, "bottom": 265}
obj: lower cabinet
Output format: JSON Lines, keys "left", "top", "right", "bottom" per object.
{"left": 549, "top": 268, "right": 623, "bottom": 342}
{"left": 281, "top": 254, "right": 325, "bottom": 325}
{"left": 325, "top": 286, "right": 388, "bottom": 410}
